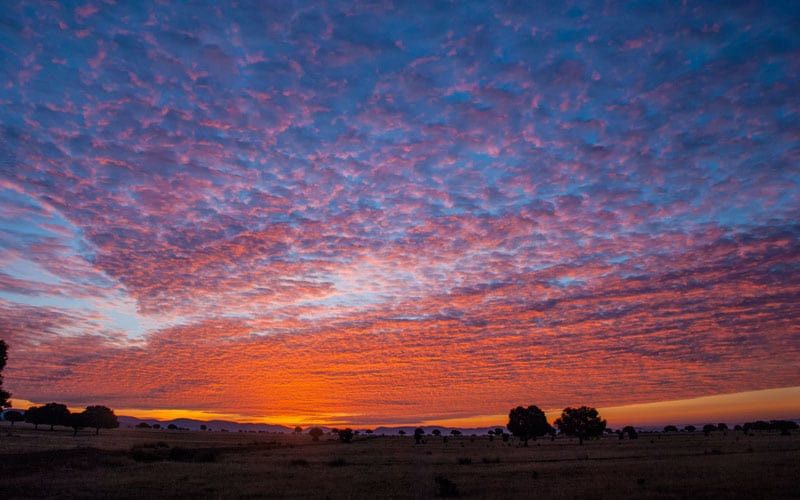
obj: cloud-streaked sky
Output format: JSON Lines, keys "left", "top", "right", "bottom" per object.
{"left": 1, "top": 1, "right": 799, "bottom": 426}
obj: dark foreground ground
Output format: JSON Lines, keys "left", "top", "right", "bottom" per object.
{"left": 1, "top": 424, "right": 799, "bottom": 498}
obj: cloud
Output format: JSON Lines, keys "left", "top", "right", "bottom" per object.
{"left": 1, "top": 0, "right": 799, "bottom": 423}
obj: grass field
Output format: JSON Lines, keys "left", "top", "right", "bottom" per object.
{"left": 1, "top": 423, "right": 798, "bottom": 498}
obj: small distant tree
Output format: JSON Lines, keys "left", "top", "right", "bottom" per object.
{"left": 365, "top": 429, "right": 373, "bottom": 434}
{"left": 733, "top": 424, "right": 743, "bottom": 432}
{"left": 41, "top": 403, "right": 71, "bottom": 431}
{"left": 167, "top": 423, "right": 178, "bottom": 430}
{"left": 717, "top": 423, "right": 728, "bottom": 432}
{"left": 0, "top": 340, "right": 11, "bottom": 408}
{"left": 414, "top": 427, "right": 425, "bottom": 444}
{"left": 663, "top": 425, "right": 678, "bottom": 433}
{"left": 621, "top": 426, "right": 638, "bottom": 439}
{"left": 450, "top": 429, "right": 461, "bottom": 437}
{"left": 338, "top": 428, "right": 354, "bottom": 443}
{"left": 294, "top": 426, "right": 302, "bottom": 434}
{"left": 82, "top": 406, "right": 119, "bottom": 435}
{"left": 200, "top": 424, "right": 207, "bottom": 431}
{"left": 152, "top": 423, "right": 161, "bottom": 429}
{"left": 554, "top": 406, "right": 606, "bottom": 445}
{"left": 398, "top": 429, "right": 406, "bottom": 436}
{"left": 4, "top": 410, "right": 23, "bottom": 427}
{"left": 684, "top": 425, "right": 696, "bottom": 433}
{"left": 432, "top": 429, "right": 441, "bottom": 437}
{"left": 309, "top": 427, "right": 323, "bottom": 441}
{"left": 136, "top": 422, "right": 151, "bottom": 429}
{"left": 507, "top": 405, "right": 552, "bottom": 446}
{"left": 495, "top": 427, "right": 504, "bottom": 437}
{"left": 703, "top": 424, "right": 717, "bottom": 436}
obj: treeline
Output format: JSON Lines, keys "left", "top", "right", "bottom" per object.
{"left": 4, "top": 402, "right": 119, "bottom": 435}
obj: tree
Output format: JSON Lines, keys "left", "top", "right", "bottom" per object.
{"left": 507, "top": 405, "right": 552, "bottom": 446}
{"left": 398, "top": 429, "right": 406, "bottom": 436}
{"left": 717, "top": 423, "right": 728, "bottom": 432}
{"left": 432, "top": 429, "right": 441, "bottom": 437}
{"left": 69, "top": 412, "right": 87, "bottom": 437}
{"left": 82, "top": 406, "right": 119, "bottom": 435}
{"left": 294, "top": 426, "right": 302, "bottom": 434}
{"left": 414, "top": 427, "right": 425, "bottom": 444}
{"left": 308, "top": 427, "right": 323, "bottom": 441}
{"left": 338, "top": 428, "right": 354, "bottom": 443}
{"left": 0, "top": 340, "right": 10, "bottom": 408}
{"left": 200, "top": 424, "right": 207, "bottom": 431}
{"left": 663, "top": 425, "right": 678, "bottom": 433}
{"left": 40, "top": 403, "right": 71, "bottom": 431}
{"left": 25, "top": 406, "right": 45, "bottom": 430}
{"left": 450, "top": 429, "right": 461, "bottom": 437}
{"left": 4, "top": 410, "right": 23, "bottom": 427}
{"left": 703, "top": 424, "right": 717, "bottom": 436}
{"left": 554, "top": 406, "right": 607, "bottom": 445}
{"left": 167, "top": 423, "right": 178, "bottom": 430}
{"left": 684, "top": 425, "right": 696, "bottom": 433}
{"left": 621, "top": 426, "right": 638, "bottom": 439}
{"left": 136, "top": 422, "right": 152, "bottom": 429}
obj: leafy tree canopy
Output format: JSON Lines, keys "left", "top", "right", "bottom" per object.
{"left": 507, "top": 405, "right": 552, "bottom": 446}
{"left": 554, "top": 406, "right": 607, "bottom": 445}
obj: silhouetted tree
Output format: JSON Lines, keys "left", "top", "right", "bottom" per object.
{"left": 40, "top": 403, "right": 71, "bottom": 431}
{"left": 0, "top": 340, "right": 10, "bottom": 408}
{"left": 152, "top": 423, "right": 161, "bottom": 429}
{"left": 450, "top": 429, "right": 461, "bottom": 437}
{"left": 309, "top": 427, "right": 323, "bottom": 441}
{"left": 554, "top": 406, "right": 606, "bottom": 445}
{"left": 338, "top": 428, "right": 354, "bottom": 443}
{"left": 663, "top": 425, "right": 678, "bottom": 433}
{"left": 621, "top": 426, "right": 638, "bottom": 439}
{"left": 717, "top": 423, "right": 728, "bottom": 432}
{"left": 69, "top": 412, "right": 87, "bottom": 436}
{"left": 414, "top": 427, "right": 425, "bottom": 444}
{"left": 733, "top": 424, "right": 743, "bottom": 432}
{"left": 167, "top": 423, "right": 178, "bottom": 430}
{"left": 136, "top": 422, "right": 151, "bottom": 429}
{"left": 398, "top": 429, "right": 406, "bottom": 436}
{"left": 684, "top": 425, "right": 696, "bottom": 433}
{"left": 495, "top": 427, "right": 504, "bottom": 437}
{"left": 294, "top": 426, "right": 302, "bottom": 434}
{"left": 365, "top": 429, "right": 373, "bottom": 434}
{"left": 82, "top": 406, "right": 119, "bottom": 435}
{"left": 507, "top": 405, "right": 552, "bottom": 446}
{"left": 432, "top": 429, "right": 441, "bottom": 437}
{"left": 4, "top": 410, "right": 23, "bottom": 427}
{"left": 25, "top": 406, "right": 46, "bottom": 430}
{"left": 703, "top": 424, "right": 716, "bottom": 436}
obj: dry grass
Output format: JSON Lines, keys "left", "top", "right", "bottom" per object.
{"left": 1, "top": 423, "right": 798, "bottom": 498}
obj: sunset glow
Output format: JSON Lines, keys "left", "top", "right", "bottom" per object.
{"left": 2, "top": 1, "right": 799, "bottom": 427}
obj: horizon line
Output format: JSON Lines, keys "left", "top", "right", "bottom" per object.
{"left": 8, "top": 386, "right": 800, "bottom": 429}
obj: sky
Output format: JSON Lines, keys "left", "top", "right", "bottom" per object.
{"left": 1, "top": 1, "right": 799, "bottom": 428}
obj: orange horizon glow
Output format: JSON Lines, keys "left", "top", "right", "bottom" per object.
{"left": 11, "top": 387, "right": 799, "bottom": 429}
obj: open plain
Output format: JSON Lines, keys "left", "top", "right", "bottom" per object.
{"left": 1, "top": 424, "right": 798, "bottom": 499}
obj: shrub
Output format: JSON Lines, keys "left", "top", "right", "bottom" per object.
{"left": 434, "top": 475, "right": 459, "bottom": 497}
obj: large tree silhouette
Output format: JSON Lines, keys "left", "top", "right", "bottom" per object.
{"left": 554, "top": 406, "right": 607, "bottom": 445}
{"left": 507, "top": 405, "right": 552, "bottom": 446}
{"left": 40, "top": 403, "right": 71, "bottom": 430}
{"left": 0, "top": 340, "right": 10, "bottom": 408}
{"left": 82, "top": 405, "right": 119, "bottom": 435}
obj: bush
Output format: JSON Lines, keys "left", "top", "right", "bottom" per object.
{"left": 434, "top": 475, "right": 459, "bottom": 497}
